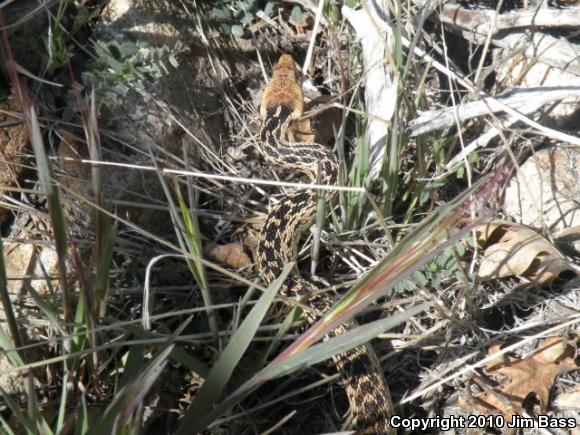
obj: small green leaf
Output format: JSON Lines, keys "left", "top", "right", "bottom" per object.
{"left": 107, "top": 43, "right": 122, "bottom": 60}
{"left": 212, "top": 7, "right": 232, "bottom": 20}
{"left": 230, "top": 24, "right": 244, "bottom": 38}
{"left": 263, "top": 2, "right": 276, "bottom": 16}
{"left": 119, "top": 42, "right": 139, "bottom": 59}
{"left": 289, "top": 5, "right": 304, "bottom": 26}
{"left": 240, "top": 12, "right": 254, "bottom": 24}
{"left": 325, "top": 2, "right": 340, "bottom": 24}
{"left": 414, "top": 271, "right": 427, "bottom": 286}
{"left": 168, "top": 54, "right": 179, "bottom": 68}
{"left": 136, "top": 38, "right": 148, "bottom": 48}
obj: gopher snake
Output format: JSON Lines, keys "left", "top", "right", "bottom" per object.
{"left": 257, "top": 55, "right": 393, "bottom": 433}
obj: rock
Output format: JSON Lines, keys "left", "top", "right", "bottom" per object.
{"left": 503, "top": 146, "right": 580, "bottom": 252}
{"left": 0, "top": 97, "right": 29, "bottom": 226}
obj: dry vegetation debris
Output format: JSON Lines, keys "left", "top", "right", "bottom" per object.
{"left": 0, "top": 0, "right": 579, "bottom": 433}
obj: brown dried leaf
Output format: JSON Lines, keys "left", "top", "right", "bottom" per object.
{"left": 461, "top": 337, "right": 578, "bottom": 420}
{"left": 293, "top": 96, "right": 342, "bottom": 145}
{"left": 292, "top": 117, "right": 315, "bottom": 143}
{"left": 207, "top": 242, "right": 251, "bottom": 269}
{"left": 475, "top": 220, "right": 575, "bottom": 284}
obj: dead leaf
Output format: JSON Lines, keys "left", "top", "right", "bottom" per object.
{"left": 207, "top": 242, "right": 251, "bottom": 269}
{"left": 292, "top": 117, "right": 315, "bottom": 143}
{"left": 460, "top": 337, "right": 578, "bottom": 421}
{"left": 475, "top": 220, "right": 576, "bottom": 284}
{"left": 291, "top": 95, "right": 343, "bottom": 146}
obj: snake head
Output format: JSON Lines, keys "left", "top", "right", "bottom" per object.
{"left": 260, "top": 54, "right": 304, "bottom": 120}
{"left": 272, "top": 54, "right": 300, "bottom": 81}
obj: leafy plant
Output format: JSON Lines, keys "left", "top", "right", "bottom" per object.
{"left": 211, "top": 1, "right": 281, "bottom": 38}
{"left": 83, "top": 39, "right": 181, "bottom": 95}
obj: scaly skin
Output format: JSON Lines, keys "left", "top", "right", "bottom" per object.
{"left": 256, "top": 54, "right": 393, "bottom": 434}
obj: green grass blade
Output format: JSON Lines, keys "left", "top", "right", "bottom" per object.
{"left": 0, "top": 237, "right": 24, "bottom": 355}
{"left": 173, "top": 180, "right": 208, "bottom": 291}
{"left": 26, "top": 373, "right": 53, "bottom": 435}
{"left": 0, "top": 236, "right": 25, "bottom": 367}
{"left": 95, "top": 219, "right": 117, "bottom": 318}
{"left": 261, "top": 302, "right": 429, "bottom": 379}
{"left": 0, "top": 415, "right": 16, "bottom": 435}
{"left": 54, "top": 369, "right": 68, "bottom": 433}
{"left": 255, "top": 307, "right": 302, "bottom": 374}
{"left": 25, "top": 284, "right": 66, "bottom": 336}
{"left": 237, "top": 307, "right": 302, "bottom": 389}
{"left": 87, "top": 342, "right": 176, "bottom": 435}
{"left": 74, "top": 393, "right": 89, "bottom": 435}
{"left": 171, "top": 179, "right": 218, "bottom": 340}
{"left": 169, "top": 346, "right": 209, "bottom": 379}
{"left": 130, "top": 327, "right": 210, "bottom": 379}
{"left": 118, "top": 341, "right": 144, "bottom": 389}
{"left": 195, "top": 302, "right": 430, "bottom": 431}
{"left": 0, "top": 326, "right": 24, "bottom": 367}
{"left": 71, "top": 293, "right": 88, "bottom": 352}
{"left": 176, "top": 263, "right": 293, "bottom": 435}
{"left": 27, "top": 107, "right": 70, "bottom": 323}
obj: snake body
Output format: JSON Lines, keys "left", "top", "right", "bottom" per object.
{"left": 257, "top": 55, "right": 393, "bottom": 434}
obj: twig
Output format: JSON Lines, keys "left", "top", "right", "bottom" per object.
{"left": 342, "top": 1, "right": 397, "bottom": 180}
{"left": 438, "top": 5, "right": 580, "bottom": 44}
{"left": 302, "top": 0, "right": 325, "bottom": 75}
{"left": 408, "top": 86, "right": 580, "bottom": 137}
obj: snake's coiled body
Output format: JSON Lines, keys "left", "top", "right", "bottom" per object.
{"left": 257, "top": 55, "right": 393, "bottom": 434}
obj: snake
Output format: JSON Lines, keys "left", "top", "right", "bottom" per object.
{"left": 256, "top": 54, "right": 393, "bottom": 434}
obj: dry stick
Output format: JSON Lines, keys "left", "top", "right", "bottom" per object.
{"left": 473, "top": 0, "right": 504, "bottom": 86}
{"left": 438, "top": 4, "right": 580, "bottom": 44}
{"left": 54, "top": 157, "right": 368, "bottom": 193}
{"left": 260, "top": 411, "right": 297, "bottom": 435}
{"left": 302, "top": 0, "right": 325, "bottom": 75}
{"left": 408, "top": 87, "right": 580, "bottom": 137}
{"left": 342, "top": 2, "right": 397, "bottom": 180}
